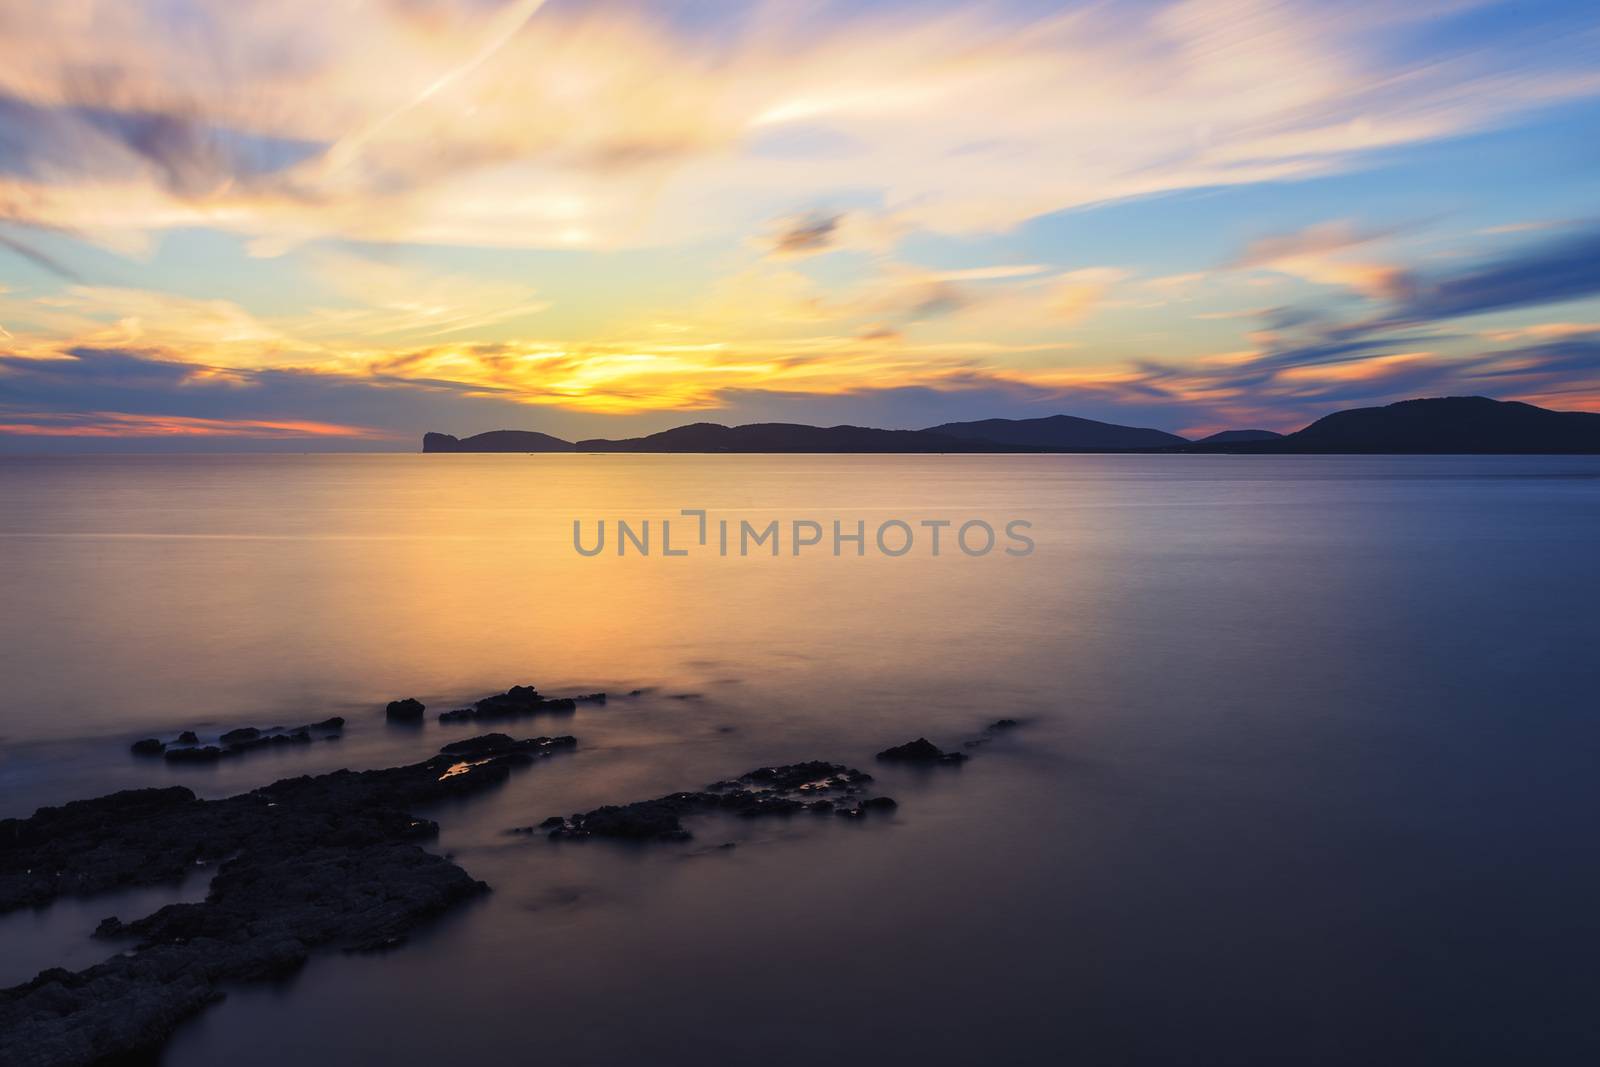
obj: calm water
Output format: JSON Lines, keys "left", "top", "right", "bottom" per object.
{"left": 2, "top": 454, "right": 1598, "bottom": 1064}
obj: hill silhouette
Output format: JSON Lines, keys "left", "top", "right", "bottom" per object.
{"left": 925, "top": 413, "right": 1187, "bottom": 449}
{"left": 423, "top": 430, "right": 574, "bottom": 453}
{"left": 1243, "top": 397, "right": 1600, "bottom": 453}
{"left": 574, "top": 422, "right": 995, "bottom": 452}
{"left": 1195, "top": 429, "right": 1283, "bottom": 444}
{"left": 423, "top": 397, "right": 1600, "bottom": 454}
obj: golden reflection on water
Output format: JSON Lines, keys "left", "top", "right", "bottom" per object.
{"left": 0, "top": 454, "right": 1096, "bottom": 743}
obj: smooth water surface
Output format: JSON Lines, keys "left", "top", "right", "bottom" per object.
{"left": 1, "top": 454, "right": 1597, "bottom": 1064}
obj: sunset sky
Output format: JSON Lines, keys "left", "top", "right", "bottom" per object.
{"left": 2, "top": 0, "right": 1599, "bottom": 448}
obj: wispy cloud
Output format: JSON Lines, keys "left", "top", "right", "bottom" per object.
{"left": 1231, "top": 220, "right": 1414, "bottom": 299}
{"left": 1380, "top": 228, "right": 1600, "bottom": 326}
{"left": 765, "top": 213, "right": 843, "bottom": 257}
{"left": 2, "top": 0, "right": 1596, "bottom": 254}
{"left": 0, "top": 410, "right": 394, "bottom": 439}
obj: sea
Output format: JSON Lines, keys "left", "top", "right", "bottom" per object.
{"left": 1, "top": 453, "right": 1597, "bottom": 1064}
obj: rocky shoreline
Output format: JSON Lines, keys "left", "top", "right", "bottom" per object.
{"left": 1, "top": 689, "right": 1018, "bottom": 1066}
{"left": 0, "top": 732, "right": 574, "bottom": 1067}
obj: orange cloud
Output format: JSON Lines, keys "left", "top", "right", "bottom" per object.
{"left": 1232, "top": 220, "right": 1413, "bottom": 299}
{"left": 0, "top": 412, "right": 395, "bottom": 439}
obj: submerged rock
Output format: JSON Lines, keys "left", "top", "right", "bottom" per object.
{"left": 385, "top": 697, "right": 426, "bottom": 723}
{"left": 541, "top": 761, "right": 891, "bottom": 842}
{"left": 965, "top": 718, "right": 1025, "bottom": 748}
{"left": 0, "top": 733, "right": 575, "bottom": 1066}
{"left": 438, "top": 684, "right": 589, "bottom": 724}
{"left": 142, "top": 717, "right": 344, "bottom": 763}
{"left": 164, "top": 745, "right": 224, "bottom": 763}
{"left": 875, "top": 738, "right": 968, "bottom": 764}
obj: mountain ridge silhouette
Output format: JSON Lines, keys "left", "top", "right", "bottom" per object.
{"left": 422, "top": 397, "right": 1600, "bottom": 454}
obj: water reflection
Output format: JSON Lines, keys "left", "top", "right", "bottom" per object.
{"left": 1, "top": 454, "right": 1598, "bottom": 1064}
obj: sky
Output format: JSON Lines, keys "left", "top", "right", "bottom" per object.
{"left": 1, "top": 0, "right": 1599, "bottom": 450}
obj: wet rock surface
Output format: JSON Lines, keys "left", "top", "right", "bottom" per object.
{"left": 533, "top": 761, "right": 893, "bottom": 842}
{"left": 0, "top": 733, "right": 573, "bottom": 1067}
{"left": 437, "top": 684, "right": 603, "bottom": 724}
{"left": 875, "top": 737, "right": 969, "bottom": 764}
{"left": 131, "top": 717, "right": 345, "bottom": 762}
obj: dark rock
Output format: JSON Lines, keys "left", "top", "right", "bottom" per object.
{"left": 439, "top": 733, "right": 515, "bottom": 757}
{"left": 438, "top": 734, "right": 573, "bottom": 762}
{"left": 0, "top": 734, "right": 576, "bottom": 1066}
{"left": 386, "top": 698, "right": 426, "bottom": 723}
{"left": 987, "top": 718, "right": 1021, "bottom": 731}
{"left": 130, "top": 738, "right": 165, "bottom": 756}
{"left": 572, "top": 692, "right": 607, "bottom": 705}
{"left": 861, "top": 796, "right": 898, "bottom": 810}
{"left": 538, "top": 816, "right": 566, "bottom": 829}
{"left": 737, "top": 761, "right": 872, "bottom": 791}
{"left": 542, "top": 761, "right": 890, "bottom": 842}
{"left": 151, "top": 717, "right": 345, "bottom": 762}
{"left": 439, "top": 685, "right": 585, "bottom": 725}
{"left": 875, "top": 738, "right": 968, "bottom": 764}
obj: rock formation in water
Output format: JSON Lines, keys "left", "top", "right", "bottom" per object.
{"left": 385, "top": 697, "right": 425, "bottom": 723}
{"left": 0, "top": 733, "right": 574, "bottom": 1066}
{"left": 531, "top": 760, "right": 891, "bottom": 841}
{"left": 875, "top": 737, "right": 969, "bottom": 764}
{"left": 437, "top": 684, "right": 603, "bottom": 724}
{"left": 130, "top": 717, "right": 345, "bottom": 761}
